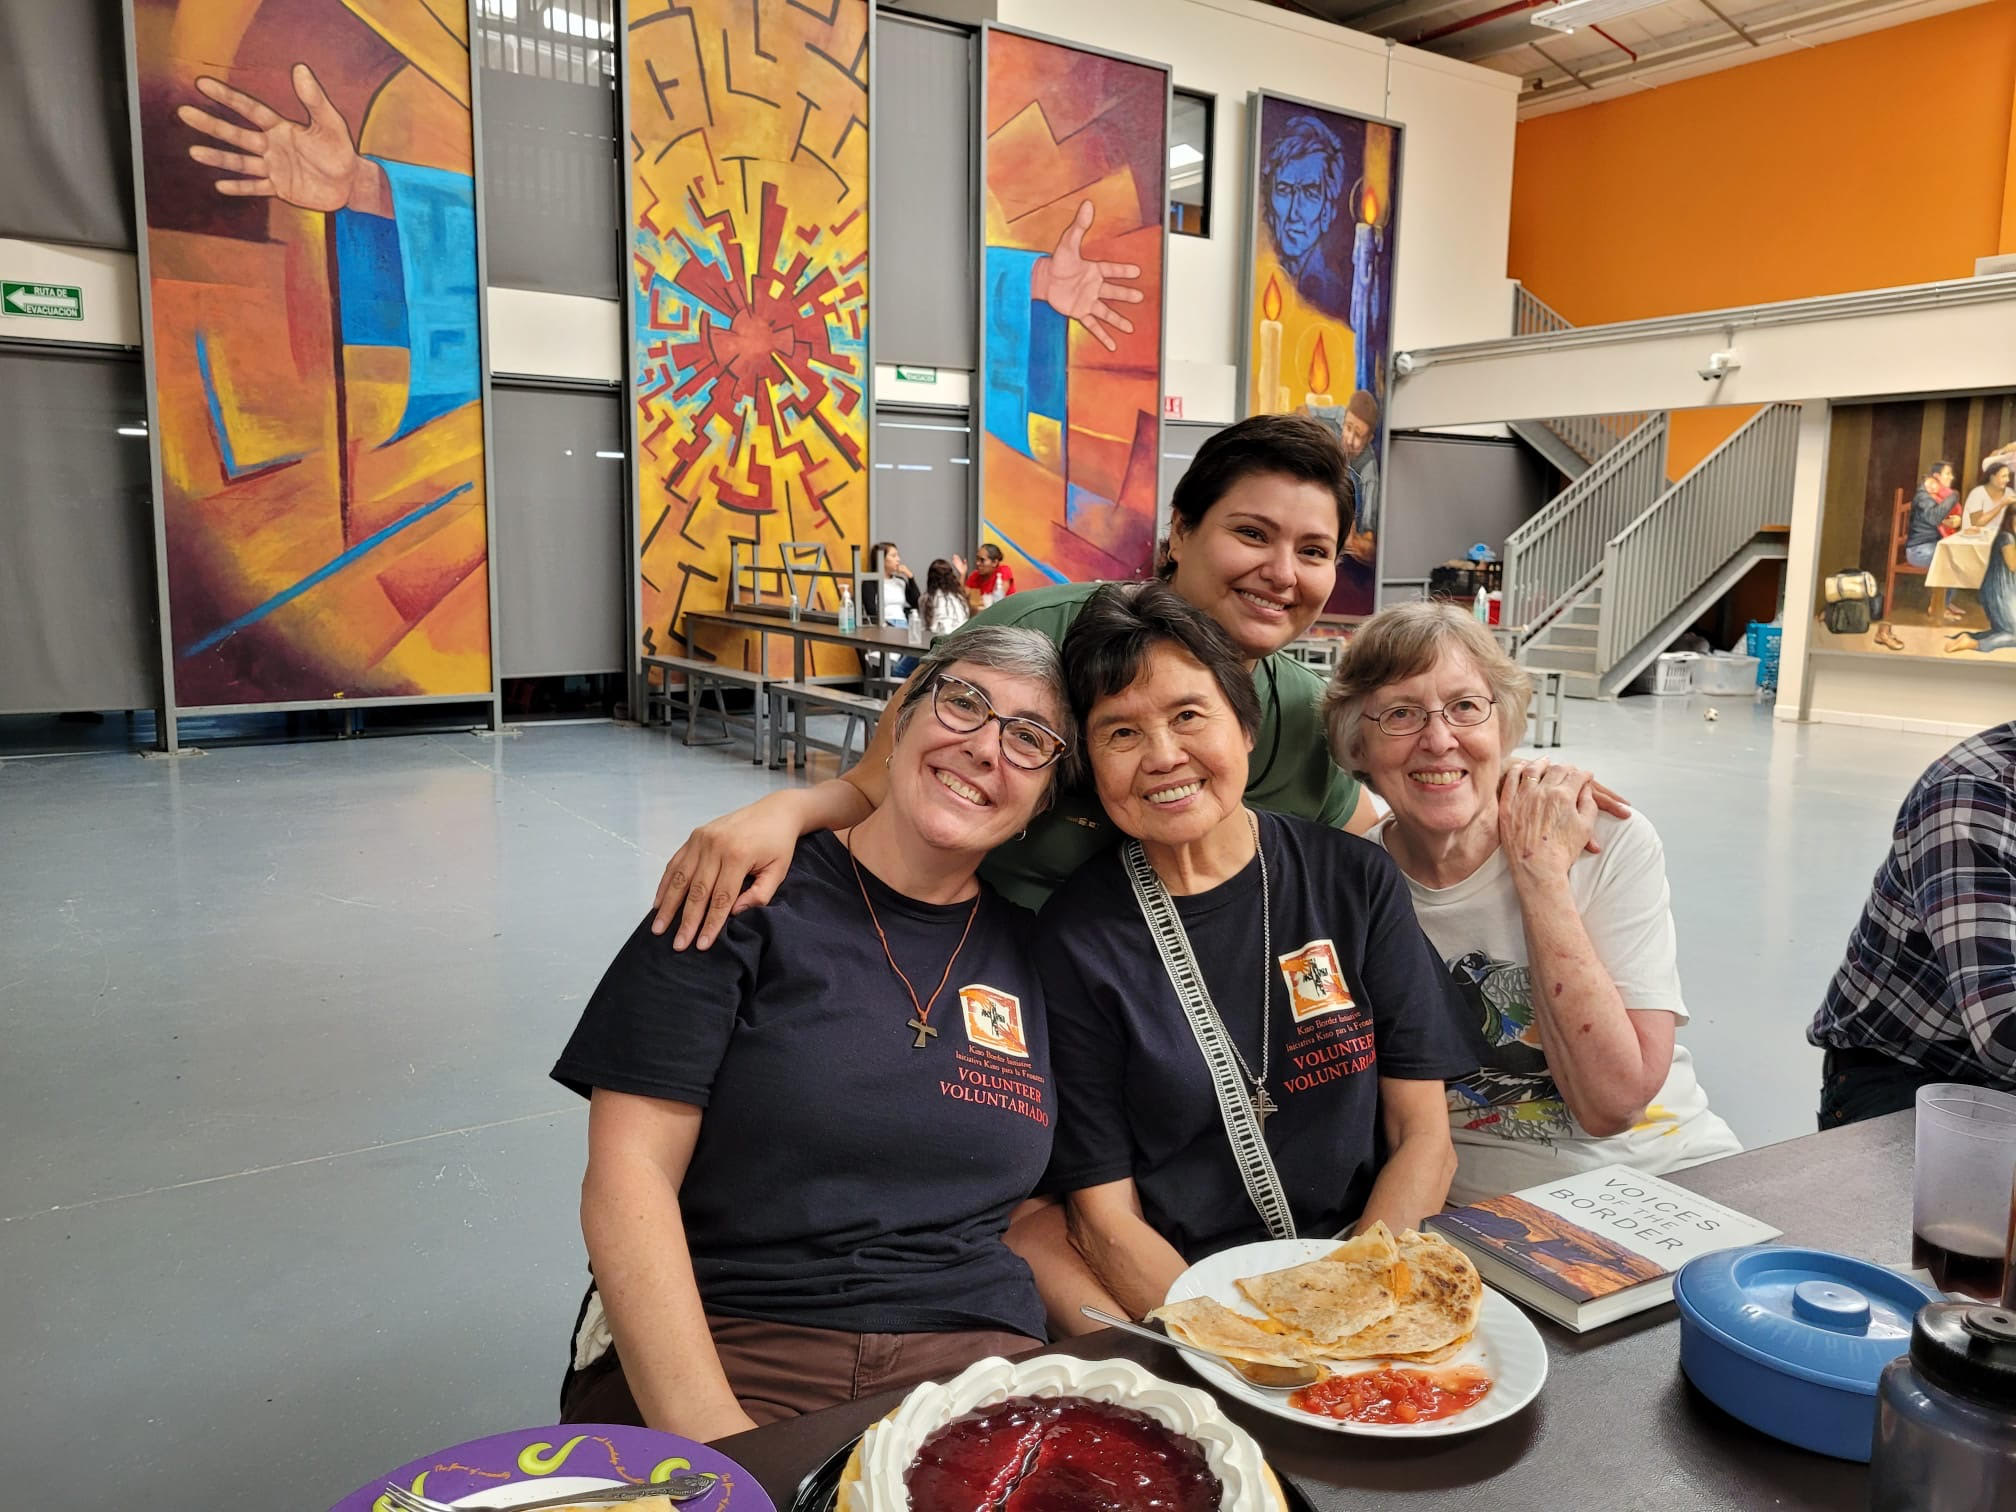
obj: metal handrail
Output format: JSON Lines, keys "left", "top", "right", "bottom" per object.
{"left": 1512, "top": 285, "right": 1573, "bottom": 337}
{"left": 1595, "top": 403, "right": 1803, "bottom": 675}
{"left": 1501, "top": 413, "right": 1668, "bottom": 644}
{"left": 1511, "top": 286, "right": 1654, "bottom": 469}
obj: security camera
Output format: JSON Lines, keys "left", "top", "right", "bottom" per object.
{"left": 1697, "top": 349, "right": 1741, "bottom": 382}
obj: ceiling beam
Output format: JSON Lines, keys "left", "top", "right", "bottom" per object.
{"left": 1320, "top": 0, "right": 1485, "bottom": 37}
{"left": 1430, "top": 11, "right": 1559, "bottom": 62}
{"left": 1514, "top": 0, "right": 1946, "bottom": 94}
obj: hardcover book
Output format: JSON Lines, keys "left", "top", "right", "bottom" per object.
{"left": 1425, "top": 1166, "right": 1781, "bottom": 1331}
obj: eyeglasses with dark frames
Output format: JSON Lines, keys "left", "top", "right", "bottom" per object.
{"left": 1369, "top": 696, "right": 1497, "bottom": 737}
{"left": 929, "top": 674, "right": 1069, "bottom": 770}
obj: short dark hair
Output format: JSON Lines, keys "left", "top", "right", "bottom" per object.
{"left": 1984, "top": 461, "right": 2011, "bottom": 487}
{"left": 1059, "top": 582, "right": 1262, "bottom": 783}
{"left": 1158, "top": 412, "right": 1353, "bottom": 579}
{"left": 1929, "top": 461, "right": 1954, "bottom": 481}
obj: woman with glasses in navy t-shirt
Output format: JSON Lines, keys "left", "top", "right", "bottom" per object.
{"left": 552, "top": 627, "right": 1074, "bottom": 1439}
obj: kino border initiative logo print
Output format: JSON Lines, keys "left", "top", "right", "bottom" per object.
{"left": 960, "top": 985, "right": 1029, "bottom": 1058}
{"left": 1278, "top": 939, "right": 1358, "bottom": 1023}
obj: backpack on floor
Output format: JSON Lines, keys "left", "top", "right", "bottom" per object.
{"left": 1824, "top": 598, "right": 1873, "bottom": 635}
{"left": 1824, "top": 569, "right": 1879, "bottom": 604}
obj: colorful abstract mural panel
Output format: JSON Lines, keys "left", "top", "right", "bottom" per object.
{"left": 1244, "top": 92, "right": 1399, "bottom": 618}
{"left": 628, "top": 0, "right": 869, "bottom": 673}
{"left": 979, "top": 27, "right": 1167, "bottom": 585}
{"left": 1815, "top": 391, "right": 2016, "bottom": 663}
{"left": 133, "top": 0, "right": 492, "bottom": 707}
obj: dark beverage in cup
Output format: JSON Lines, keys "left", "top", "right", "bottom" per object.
{"left": 2004, "top": 1171, "right": 2016, "bottom": 1310}
{"left": 1912, "top": 1222, "right": 2007, "bottom": 1300}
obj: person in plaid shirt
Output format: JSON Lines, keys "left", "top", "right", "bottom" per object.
{"left": 1810, "top": 719, "right": 2016, "bottom": 1127}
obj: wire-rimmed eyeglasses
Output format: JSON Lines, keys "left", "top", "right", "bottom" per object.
{"left": 1369, "top": 696, "right": 1497, "bottom": 737}
{"left": 929, "top": 674, "right": 1069, "bottom": 770}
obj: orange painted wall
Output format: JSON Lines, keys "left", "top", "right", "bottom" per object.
{"left": 1511, "top": 0, "right": 2016, "bottom": 472}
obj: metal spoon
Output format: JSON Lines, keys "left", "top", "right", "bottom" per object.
{"left": 1080, "top": 1306, "right": 1324, "bottom": 1391}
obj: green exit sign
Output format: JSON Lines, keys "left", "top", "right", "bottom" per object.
{"left": 3, "top": 281, "right": 83, "bottom": 320}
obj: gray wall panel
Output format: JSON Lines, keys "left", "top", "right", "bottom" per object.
{"left": 0, "top": 350, "right": 160, "bottom": 712}
{"left": 874, "top": 17, "right": 975, "bottom": 370}
{"left": 1382, "top": 432, "right": 1551, "bottom": 586}
{"left": 491, "top": 386, "right": 626, "bottom": 678}
{"left": 873, "top": 408, "right": 974, "bottom": 574}
{"left": 0, "top": 0, "right": 135, "bottom": 248}
{"left": 475, "top": 5, "right": 621, "bottom": 299}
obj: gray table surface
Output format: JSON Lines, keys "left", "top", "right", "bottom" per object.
{"left": 714, "top": 1111, "right": 1913, "bottom": 1509}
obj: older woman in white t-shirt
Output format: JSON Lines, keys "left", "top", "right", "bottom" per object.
{"left": 1323, "top": 603, "right": 1739, "bottom": 1203}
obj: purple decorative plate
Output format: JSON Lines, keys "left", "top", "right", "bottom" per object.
{"left": 328, "top": 1423, "right": 776, "bottom": 1512}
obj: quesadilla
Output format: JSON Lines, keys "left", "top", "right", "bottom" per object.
{"left": 1316, "top": 1229, "right": 1483, "bottom": 1361}
{"left": 1146, "top": 1297, "right": 1320, "bottom": 1368}
{"left": 1231, "top": 1225, "right": 1402, "bottom": 1347}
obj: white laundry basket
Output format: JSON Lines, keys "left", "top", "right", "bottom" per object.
{"left": 1650, "top": 652, "right": 1699, "bottom": 696}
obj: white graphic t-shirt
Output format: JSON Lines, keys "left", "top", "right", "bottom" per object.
{"left": 1373, "top": 810, "right": 1740, "bottom": 1203}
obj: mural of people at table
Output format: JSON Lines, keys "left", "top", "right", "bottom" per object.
{"left": 1817, "top": 392, "right": 2016, "bottom": 662}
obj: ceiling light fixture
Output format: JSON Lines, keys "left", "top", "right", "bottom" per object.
{"left": 1530, "top": 0, "right": 1662, "bottom": 33}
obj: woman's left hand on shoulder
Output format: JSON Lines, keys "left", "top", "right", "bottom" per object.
{"left": 1498, "top": 759, "right": 1599, "bottom": 883}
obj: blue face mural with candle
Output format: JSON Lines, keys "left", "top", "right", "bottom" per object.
{"left": 1247, "top": 93, "right": 1400, "bottom": 617}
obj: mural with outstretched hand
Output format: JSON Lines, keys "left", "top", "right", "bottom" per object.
{"left": 134, "top": 0, "right": 491, "bottom": 707}
{"left": 979, "top": 26, "right": 1167, "bottom": 586}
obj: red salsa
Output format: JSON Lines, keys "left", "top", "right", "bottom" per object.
{"left": 1289, "top": 1366, "right": 1492, "bottom": 1425}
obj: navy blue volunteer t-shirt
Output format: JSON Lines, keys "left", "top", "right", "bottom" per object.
{"left": 1037, "top": 810, "right": 1474, "bottom": 1262}
{"left": 552, "top": 830, "right": 1053, "bottom": 1340}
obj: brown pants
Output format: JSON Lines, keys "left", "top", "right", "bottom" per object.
{"left": 561, "top": 1311, "right": 1042, "bottom": 1428}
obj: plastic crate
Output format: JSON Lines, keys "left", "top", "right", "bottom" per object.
{"left": 1651, "top": 652, "right": 1698, "bottom": 696}
{"left": 1694, "top": 652, "right": 1761, "bottom": 695}
{"left": 1746, "top": 622, "right": 1782, "bottom": 695}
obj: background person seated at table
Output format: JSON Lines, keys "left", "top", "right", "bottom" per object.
{"left": 860, "top": 539, "right": 920, "bottom": 626}
{"left": 551, "top": 627, "right": 1073, "bottom": 1439}
{"left": 1325, "top": 604, "right": 1740, "bottom": 1205}
{"left": 894, "top": 558, "right": 975, "bottom": 680}
{"left": 1809, "top": 717, "right": 2016, "bottom": 1127}
{"left": 1029, "top": 583, "right": 1471, "bottom": 1321}
{"left": 965, "top": 542, "right": 1017, "bottom": 607}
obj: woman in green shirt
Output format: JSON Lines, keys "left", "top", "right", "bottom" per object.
{"left": 651, "top": 411, "right": 1375, "bottom": 941}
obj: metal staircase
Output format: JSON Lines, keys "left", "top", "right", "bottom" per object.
{"left": 1506, "top": 289, "right": 1655, "bottom": 480}
{"left": 1511, "top": 405, "right": 1800, "bottom": 698}
{"left": 1498, "top": 286, "right": 1800, "bottom": 699}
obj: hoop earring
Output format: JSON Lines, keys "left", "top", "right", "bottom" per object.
{"left": 1015, "top": 828, "right": 1028, "bottom": 841}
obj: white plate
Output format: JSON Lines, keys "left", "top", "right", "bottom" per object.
{"left": 454, "top": 1479, "right": 622, "bottom": 1508}
{"left": 1163, "top": 1236, "right": 1548, "bottom": 1438}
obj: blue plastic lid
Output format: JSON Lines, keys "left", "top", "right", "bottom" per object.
{"left": 1673, "top": 1246, "right": 1944, "bottom": 1394}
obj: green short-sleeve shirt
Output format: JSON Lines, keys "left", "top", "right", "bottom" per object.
{"left": 949, "top": 582, "right": 1364, "bottom": 910}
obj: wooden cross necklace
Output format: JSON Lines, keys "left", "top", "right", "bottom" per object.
{"left": 847, "top": 827, "right": 981, "bottom": 1048}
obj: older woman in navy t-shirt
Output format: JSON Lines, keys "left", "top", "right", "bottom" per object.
{"left": 552, "top": 627, "right": 1074, "bottom": 1439}
{"left": 1021, "top": 584, "right": 1470, "bottom": 1325}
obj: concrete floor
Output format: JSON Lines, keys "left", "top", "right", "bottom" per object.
{"left": 0, "top": 697, "right": 1960, "bottom": 1509}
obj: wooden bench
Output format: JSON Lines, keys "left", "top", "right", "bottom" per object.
{"left": 642, "top": 655, "right": 769, "bottom": 763}
{"left": 767, "top": 680, "right": 886, "bottom": 770}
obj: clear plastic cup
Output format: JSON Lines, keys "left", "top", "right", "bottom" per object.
{"left": 1913, "top": 1084, "right": 2016, "bottom": 1300}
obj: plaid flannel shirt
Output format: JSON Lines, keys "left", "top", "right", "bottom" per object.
{"left": 1809, "top": 720, "right": 2016, "bottom": 1085}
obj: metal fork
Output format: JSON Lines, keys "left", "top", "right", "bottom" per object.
{"left": 379, "top": 1472, "right": 720, "bottom": 1512}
